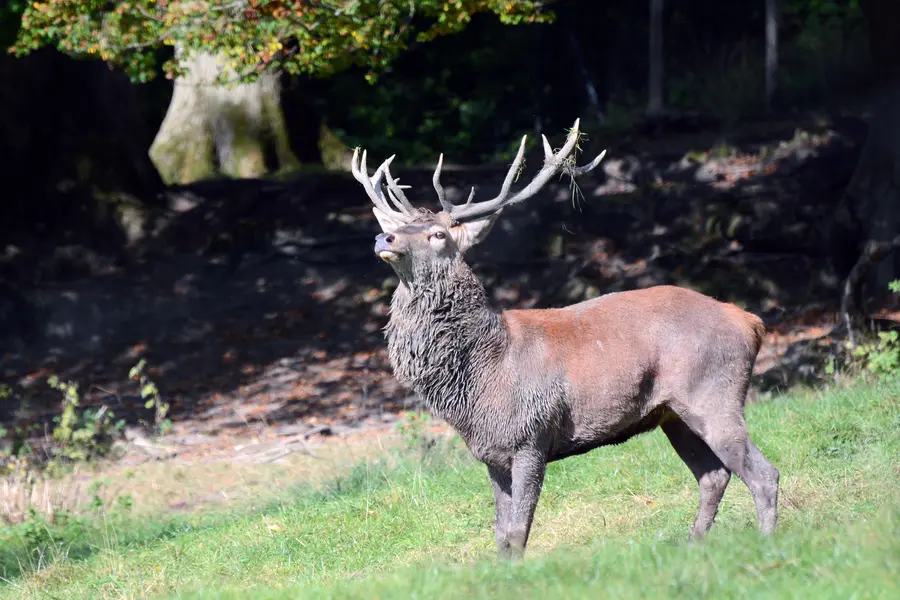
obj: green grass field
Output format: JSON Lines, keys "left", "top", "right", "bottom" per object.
{"left": 1, "top": 377, "right": 898, "bottom": 599}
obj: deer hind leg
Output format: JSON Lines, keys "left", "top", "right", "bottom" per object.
{"left": 661, "top": 418, "right": 731, "bottom": 538}
{"left": 744, "top": 439, "right": 780, "bottom": 533}
{"left": 676, "top": 405, "right": 780, "bottom": 535}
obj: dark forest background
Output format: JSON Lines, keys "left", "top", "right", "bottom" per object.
{"left": 1, "top": 0, "right": 898, "bottom": 468}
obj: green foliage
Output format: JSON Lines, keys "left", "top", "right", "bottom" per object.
{"left": 129, "top": 358, "right": 172, "bottom": 436}
{"left": 0, "top": 421, "right": 41, "bottom": 476}
{"left": 321, "top": 10, "right": 556, "bottom": 165}
{"left": 779, "top": 0, "right": 868, "bottom": 107}
{"left": 46, "top": 375, "right": 126, "bottom": 468}
{"left": 662, "top": 0, "right": 868, "bottom": 121}
{"left": 784, "top": 0, "right": 863, "bottom": 36}
{"left": 848, "top": 280, "right": 900, "bottom": 381}
{"left": 853, "top": 330, "right": 900, "bottom": 378}
{"left": 395, "top": 409, "right": 437, "bottom": 455}
{"left": 11, "top": 1, "right": 553, "bottom": 84}
{"left": 1, "top": 359, "right": 169, "bottom": 479}
{"left": 4, "top": 0, "right": 874, "bottom": 167}
{"left": 7, "top": 480, "right": 134, "bottom": 558}
{"left": 17, "top": 508, "right": 55, "bottom": 548}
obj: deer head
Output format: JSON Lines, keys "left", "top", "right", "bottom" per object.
{"left": 351, "top": 120, "right": 607, "bottom": 282}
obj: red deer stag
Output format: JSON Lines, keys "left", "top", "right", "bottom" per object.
{"left": 351, "top": 119, "right": 779, "bottom": 559}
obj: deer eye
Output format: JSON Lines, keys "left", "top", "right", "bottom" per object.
{"left": 432, "top": 231, "right": 446, "bottom": 240}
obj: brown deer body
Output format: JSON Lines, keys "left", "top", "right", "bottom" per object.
{"left": 352, "top": 121, "right": 780, "bottom": 559}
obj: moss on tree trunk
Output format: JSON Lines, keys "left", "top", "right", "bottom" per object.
{"left": 149, "top": 50, "right": 302, "bottom": 185}
{"left": 318, "top": 123, "right": 354, "bottom": 171}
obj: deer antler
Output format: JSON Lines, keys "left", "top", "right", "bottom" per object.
{"left": 350, "top": 148, "right": 417, "bottom": 223}
{"left": 352, "top": 120, "right": 606, "bottom": 226}
{"left": 436, "top": 119, "right": 606, "bottom": 223}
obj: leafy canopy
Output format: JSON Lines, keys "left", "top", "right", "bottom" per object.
{"left": 11, "top": 1, "right": 553, "bottom": 83}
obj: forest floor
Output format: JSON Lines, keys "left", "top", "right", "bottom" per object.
{"left": 2, "top": 115, "right": 899, "bottom": 521}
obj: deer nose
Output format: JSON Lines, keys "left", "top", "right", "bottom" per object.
{"left": 374, "top": 233, "right": 406, "bottom": 261}
{"left": 375, "top": 233, "right": 396, "bottom": 252}
{"left": 375, "top": 233, "right": 401, "bottom": 252}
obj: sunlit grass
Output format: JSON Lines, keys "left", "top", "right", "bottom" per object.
{"left": 1, "top": 378, "right": 897, "bottom": 599}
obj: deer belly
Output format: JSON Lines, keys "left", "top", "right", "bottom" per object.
{"left": 554, "top": 361, "right": 663, "bottom": 453}
{"left": 551, "top": 406, "right": 668, "bottom": 461}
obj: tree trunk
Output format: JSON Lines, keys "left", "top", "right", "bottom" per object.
{"left": 837, "top": 83, "right": 900, "bottom": 342}
{"left": 765, "top": 0, "right": 779, "bottom": 112}
{"left": 149, "top": 50, "right": 302, "bottom": 185}
{"left": 836, "top": 0, "right": 900, "bottom": 343}
{"left": 648, "top": 0, "right": 664, "bottom": 115}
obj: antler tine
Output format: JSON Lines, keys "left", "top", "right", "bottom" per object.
{"left": 350, "top": 148, "right": 378, "bottom": 207}
{"left": 444, "top": 119, "right": 606, "bottom": 223}
{"left": 496, "top": 135, "right": 528, "bottom": 205}
{"left": 434, "top": 152, "right": 477, "bottom": 215}
{"left": 432, "top": 154, "right": 454, "bottom": 213}
{"left": 569, "top": 148, "right": 608, "bottom": 176}
{"left": 381, "top": 159, "right": 417, "bottom": 215}
{"left": 542, "top": 133, "right": 554, "bottom": 159}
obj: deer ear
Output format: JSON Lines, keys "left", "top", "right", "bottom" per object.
{"left": 372, "top": 207, "right": 408, "bottom": 233}
{"left": 449, "top": 213, "right": 501, "bottom": 253}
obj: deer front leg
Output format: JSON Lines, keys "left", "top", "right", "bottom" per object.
{"left": 507, "top": 447, "right": 548, "bottom": 560}
{"left": 488, "top": 465, "right": 514, "bottom": 559}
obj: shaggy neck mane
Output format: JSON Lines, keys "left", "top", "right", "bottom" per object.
{"left": 384, "top": 260, "right": 508, "bottom": 429}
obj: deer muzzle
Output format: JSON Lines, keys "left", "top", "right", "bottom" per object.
{"left": 374, "top": 232, "right": 406, "bottom": 263}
